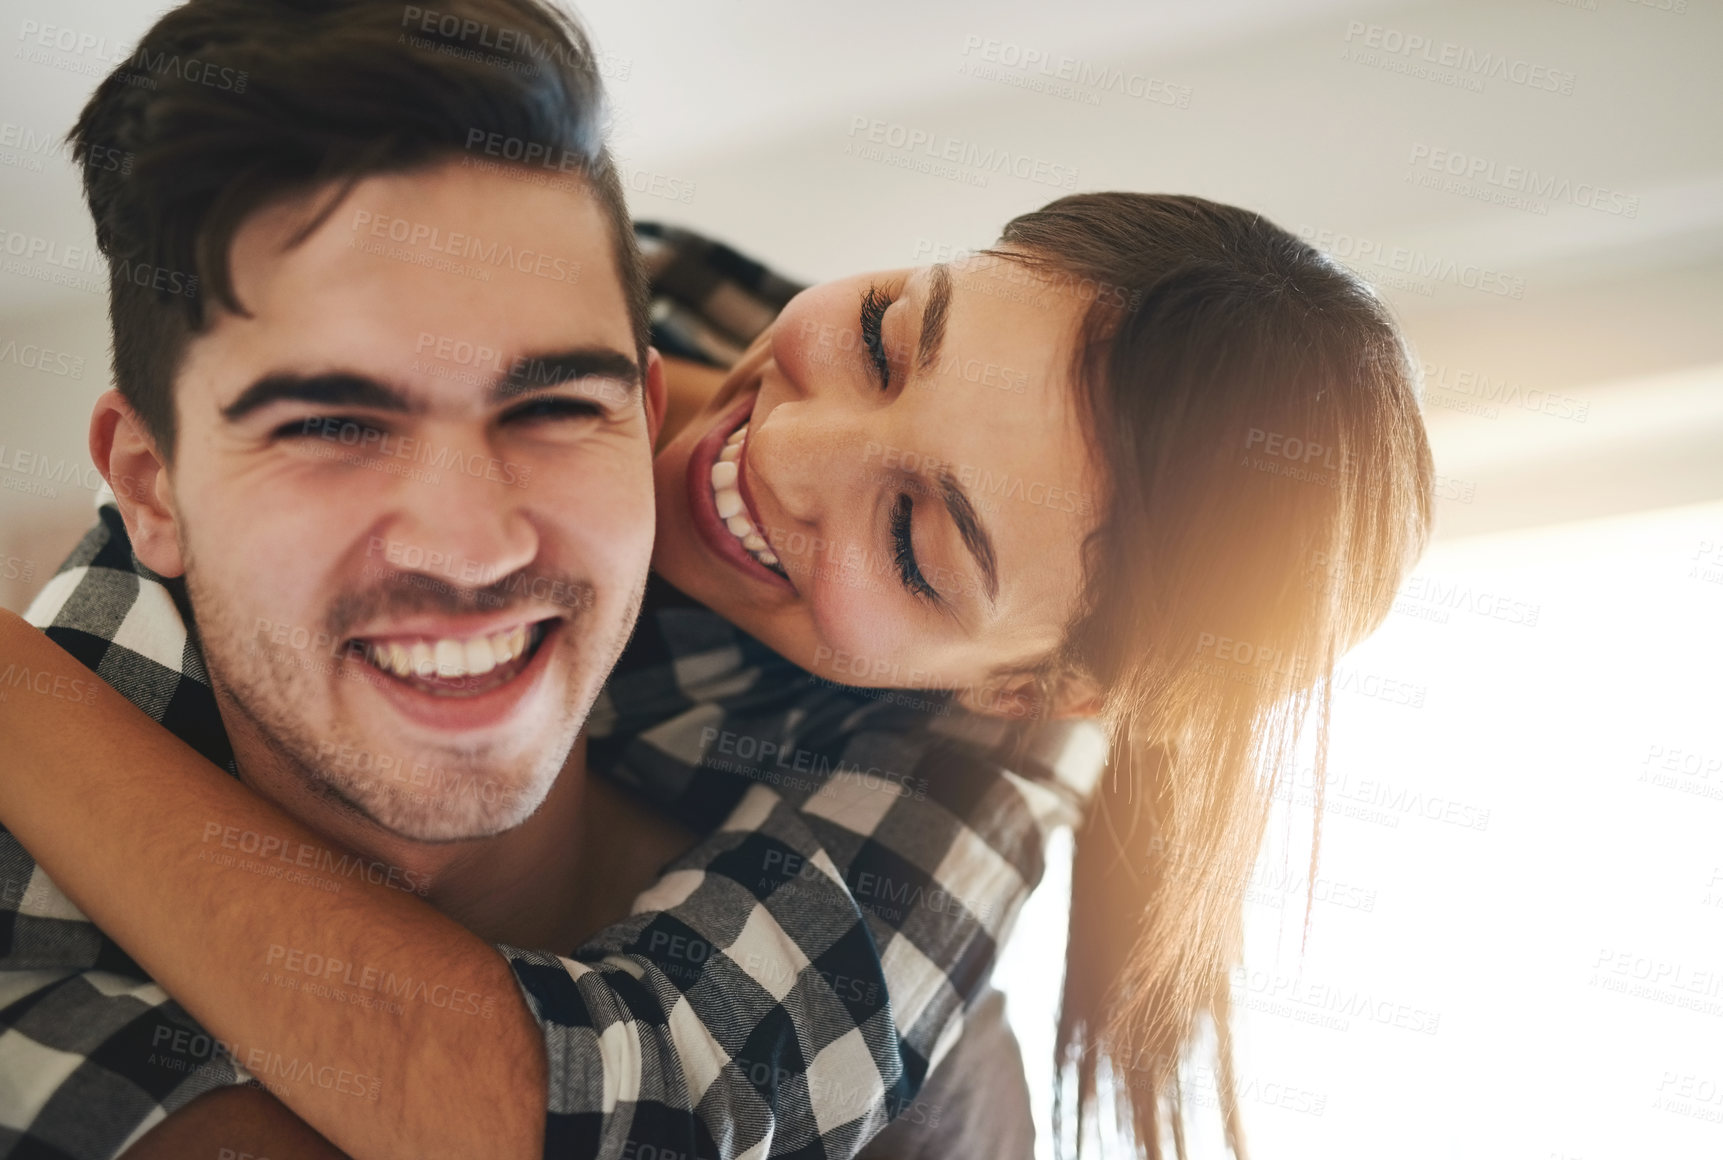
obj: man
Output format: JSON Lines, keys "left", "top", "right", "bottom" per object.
{"left": 4, "top": 0, "right": 661, "bottom": 1152}
{"left": 0, "top": 1, "right": 1082, "bottom": 1157}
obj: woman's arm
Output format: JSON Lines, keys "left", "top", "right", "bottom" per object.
{"left": 123, "top": 1086, "right": 350, "bottom": 1160}
{"left": 0, "top": 609, "right": 544, "bottom": 1160}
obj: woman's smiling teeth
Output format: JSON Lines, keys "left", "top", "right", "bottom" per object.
{"left": 713, "top": 423, "right": 786, "bottom": 575}
{"left": 361, "top": 623, "right": 537, "bottom": 688}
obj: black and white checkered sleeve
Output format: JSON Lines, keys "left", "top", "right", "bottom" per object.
{"left": 503, "top": 700, "right": 1100, "bottom": 1159}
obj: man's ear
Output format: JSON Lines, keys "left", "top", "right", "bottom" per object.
{"left": 956, "top": 669, "right": 1104, "bottom": 722}
{"left": 642, "top": 347, "right": 668, "bottom": 445}
{"left": 89, "top": 390, "right": 186, "bottom": 578}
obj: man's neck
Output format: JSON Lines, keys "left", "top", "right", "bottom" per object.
{"left": 213, "top": 689, "right": 701, "bottom": 953}
{"left": 215, "top": 688, "right": 594, "bottom": 951}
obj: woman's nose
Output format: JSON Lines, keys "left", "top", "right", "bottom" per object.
{"left": 746, "top": 397, "right": 850, "bottom": 529}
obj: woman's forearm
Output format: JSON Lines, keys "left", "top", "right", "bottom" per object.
{"left": 0, "top": 610, "right": 544, "bottom": 1160}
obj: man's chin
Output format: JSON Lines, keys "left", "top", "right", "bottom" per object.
{"left": 320, "top": 764, "right": 555, "bottom": 844}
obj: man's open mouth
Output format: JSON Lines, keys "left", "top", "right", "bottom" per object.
{"left": 350, "top": 618, "right": 558, "bottom": 696}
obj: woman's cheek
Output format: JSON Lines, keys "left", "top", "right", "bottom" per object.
{"left": 797, "top": 591, "right": 923, "bottom": 687}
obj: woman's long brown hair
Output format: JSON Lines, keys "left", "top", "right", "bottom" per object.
{"left": 993, "top": 194, "right": 1433, "bottom": 1158}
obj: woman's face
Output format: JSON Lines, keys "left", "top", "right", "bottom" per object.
{"left": 653, "top": 252, "right": 1102, "bottom": 703}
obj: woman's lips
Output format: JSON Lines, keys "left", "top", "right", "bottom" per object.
{"left": 686, "top": 389, "right": 796, "bottom": 593}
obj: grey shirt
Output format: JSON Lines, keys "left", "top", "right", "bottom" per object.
{"left": 857, "top": 987, "right": 1037, "bottom": 1160}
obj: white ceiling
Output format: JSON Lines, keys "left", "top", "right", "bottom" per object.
{"left": 3, "top": 0, "right": 1720, "bottom": 537}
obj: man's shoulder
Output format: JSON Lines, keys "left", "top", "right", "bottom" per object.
{"left": 0, "top": 949, "right": 248, "bottom": 1158}
{"left": 0, "top": 516, "right": 250, "bottom": 1154}
{"left": 23, "top": 507, "right": 235, "bottom": 771}
{"left": 0, "top": 826, "right": 246, "bottom": 1158}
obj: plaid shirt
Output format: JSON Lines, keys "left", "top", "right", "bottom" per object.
{"left": 0, "top": 225, "right": 1105, "bottom": 1159}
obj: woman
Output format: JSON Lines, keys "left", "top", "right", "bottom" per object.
{"left": 0, "top": 193, "right": 1433, "bottom": 1159}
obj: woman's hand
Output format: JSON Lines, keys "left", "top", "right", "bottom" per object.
{"left": 122, "top": 1085, "right": 350, "bottom": 1160}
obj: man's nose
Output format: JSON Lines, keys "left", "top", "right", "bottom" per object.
{"left": 376, "top": 429, "right": 538, "bottom": 587}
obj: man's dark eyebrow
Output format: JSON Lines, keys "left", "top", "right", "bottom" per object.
{"left": 494, "top": 348, "right": 641, "bottom": 405}
{"left": 935, "top": 467, "right": 999, "bottom": 606}
{"left": 916, "top": 263, "right": 953, "bottom": 373}
{"left": 221, "top": 374, "right": 415, "bottom": 423}
{"left": 219, "top": 349, "right": 642, "bottom": 423}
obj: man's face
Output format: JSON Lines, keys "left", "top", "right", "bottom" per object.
{"left": 155, "top": 158, "right": 655, "bottom": 842}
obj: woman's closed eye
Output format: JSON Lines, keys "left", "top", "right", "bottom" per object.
{"left": 859, "top": 283, "right": 895, "bottom": 390}
{"left": 891, "top": 492, "right": 940, "bottom": 604}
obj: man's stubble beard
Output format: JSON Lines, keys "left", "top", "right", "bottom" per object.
{"left": 178, "top": 533, "right": 649, "bottom": 845}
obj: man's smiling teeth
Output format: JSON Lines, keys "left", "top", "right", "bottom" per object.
{"left": 712, "top": 423, "right": 784, "bottom": 572}
{"left": 362, "top": 624, "right": 529, "bottom": 680}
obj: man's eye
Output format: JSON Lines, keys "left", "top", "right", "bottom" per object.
{"left": 503, "top": 396, "right": 603, "bottom": 423}
{"left": 273, "top": 416, "right": 385, "bottom": 441}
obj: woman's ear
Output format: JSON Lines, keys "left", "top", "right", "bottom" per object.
{"left": 88, "top": 390, "right": 186, "bottom": 578}
{"left": 956, "top": 669, "right": 1104, "bottom": 721}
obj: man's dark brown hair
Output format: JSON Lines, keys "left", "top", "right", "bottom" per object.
{"left": 69, "top": 0, "right": 647, "bottom": 458}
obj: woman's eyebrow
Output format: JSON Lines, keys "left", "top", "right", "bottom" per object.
{"left": 934, "top": 466, "right": 999, "bottom": 607}
{"left": 915, "top": 262, "right": 954, "bottom": 373}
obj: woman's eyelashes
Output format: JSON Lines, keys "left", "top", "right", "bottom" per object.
{"left": 890, "top": 493, "right": 940, "bottom": 604}
{"left": 859, "top": 283, "right": 895, "bottom": 390}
